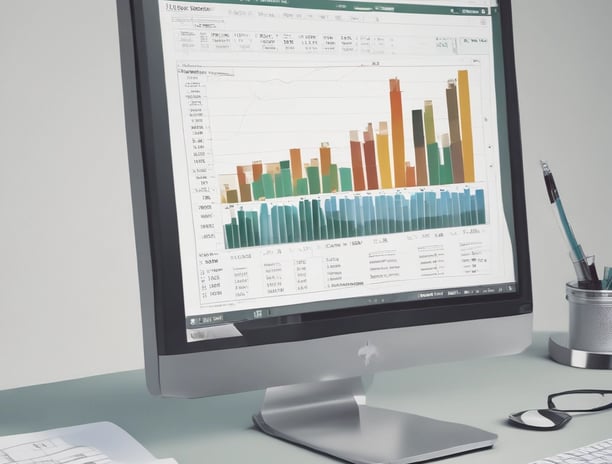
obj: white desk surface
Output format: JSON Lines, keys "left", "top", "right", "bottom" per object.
{"left": 1, "top": 332, "right": 610, "bottom": 464}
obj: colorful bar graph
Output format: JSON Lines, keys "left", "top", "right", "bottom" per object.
{"left": 224, "top": 187, "right": 486, "bottom": 249}
{"left": 220, "top": 71, "right": 478, "bottom": 203}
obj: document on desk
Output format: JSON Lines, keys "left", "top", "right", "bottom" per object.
{"left": 0, "top": 422, "right": 176, "bottom": 464}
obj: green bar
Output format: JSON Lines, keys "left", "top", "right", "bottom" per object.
{"left": 306, "top": 166, "right": 321, "bottom": 195}
{"left": 427, "top": 143, "right": 441, "bottom": 185}
{"left": 312, "top": 199, "right": 320, "bottom": 240}
{"left": 231, "top": 218, "right": 240, "bottom": 248}
{"left": 304, "top": 200, "right": 313, "bottom": 240}
{"left": 224, "top": 223, "right": 234, "bottom": 249}
{"left": 329, "top": 164, "right": 339, "bottom": 192}
{"left": 280, "top": 159, "right": 290, "bottom": 169}
{"left": 252, "top": 179, "right": 264, "bottom": 201}
{"left": 296, "top": 178, "right": 309, "bottom": 196}
{"left": 299, "top": 201, "right": 307, "bottom": 240}
{"left": 284, "top": 206, "right": 295, "bottom": 242}
{"left": 339, "top": 167, "right": 353, "bottom": 192}
{"left": 281, "top": 168, "right": 293, "bottom": 197}
{"left": 278, "top": 206, "right": 288, "bottom": 243}
{"left": 440, "top": 145, "right": 453, "bottom": 184}
{"left": 274, "top": 173, "right": 284, "bottom": 198}
{"left": 292, "top": 207, "right": 301, "bottom": 242}
{"left": 237, "top": 210, "right": 247, "bottom": 247}
{"left": 262, "top": 173, "right": 275, "bottom": 199}
{"left": 322, "top": 175, "right": 331, "bottom": 194}
{"left": 247, "top": 211, "right": 259, "bottom": 245}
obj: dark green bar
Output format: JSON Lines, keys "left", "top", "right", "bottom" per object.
{"left": 280, "top": 160, "right": 290, "bottom": 169}
{"left": 426, "top": 143, "right": 441, "bottom": 186}
{"left": 224, "top": 224, "right": 234, "bottom": 249}
{"left": 312, "top": 199, "right": 321, "bottom": 240}
{"left": 237, "top": 210, "right": 247, "bottom": 247}
{"left": 248, "top": 211, "right": 260, "bottom": 246}
{"left": 304, "top": 200, "right": 313, "bottom": 240}
{"left": 231, "top": 218, "right": 240, "bottom": 248}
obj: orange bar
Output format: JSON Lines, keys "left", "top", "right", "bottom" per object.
{"left": 350, "top": 130, "right": 366, "bottom": 191}
{"left": 320, "top": 143, "right": 331, "bottom": 177}
{"left": 363, "top": 123, "right": 378, "bottom": 190}
{"left": 239, "top": 183, "right": 252, "bottom": 202}
{"left": 289, "top": 148, "right": 303, "bottom": 187}
{"left": 405, "top": 162, "right": 416, "bottom": 187}
{"left": 376, "top": 121, "right": 392, "bottom": 189}
{"left": 252, "top": 160, "right": 263, "bottom": 182}
{"left": 236, "top": 165, "right": 247, "bottom": 185}
{"left": 389, "top": 78, "right": 406, "bottom": 188}
{"left": 458, "top": 70, "right": 475, "bottom": 182}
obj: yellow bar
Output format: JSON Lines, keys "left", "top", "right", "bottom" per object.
{"left": 458, "top": 70, "right": 475, "bottom": 182}
{"left": 424, "top": 100, "right": 436, "bottom": 145}
{"left": 376, "top": 121, "right": 392, "bottom": 189}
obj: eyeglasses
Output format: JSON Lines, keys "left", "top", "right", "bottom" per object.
{"left": 508, "top": 389, "right": 612, "bottom": 430}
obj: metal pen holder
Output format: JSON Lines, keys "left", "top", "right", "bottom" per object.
{"left": 549, "top": 281, "right": 612, "bottom": 369}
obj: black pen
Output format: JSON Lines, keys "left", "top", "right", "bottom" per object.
{"left": 540, "top": 161, "right": 600, "bottom": 289}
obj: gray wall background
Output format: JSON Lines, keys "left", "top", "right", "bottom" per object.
{"left": 1, "top": 0, "right": 611, "bottom": 391}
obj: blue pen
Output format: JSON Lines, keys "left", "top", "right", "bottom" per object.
{"left": 540, "top": 161, "right": 600, "bottom": 288}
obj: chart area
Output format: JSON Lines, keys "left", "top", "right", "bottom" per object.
{"left": 158, "top": 1, "right": 516, "bottom": 324}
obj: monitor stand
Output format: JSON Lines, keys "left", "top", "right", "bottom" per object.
{"left": 253, "top": 377, "right": 497, "bottom": 464}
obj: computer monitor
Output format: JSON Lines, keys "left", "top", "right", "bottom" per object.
{"left": 117, "top": 0, "right": 532, "bottom": 462}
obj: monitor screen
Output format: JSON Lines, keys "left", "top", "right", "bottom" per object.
{"left": 117, "top": 0, "right": 531, "bottom": 461}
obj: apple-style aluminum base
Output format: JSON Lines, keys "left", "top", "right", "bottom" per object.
{"left": 253, "top": 377, "right": 497, "bottom": 464}
{"left": 549, "top": 333, "right": 612, "bottom": 369}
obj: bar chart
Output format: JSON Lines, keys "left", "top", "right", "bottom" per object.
{"left": 211, "top": 67, "right": 487, "bottom": 249}
{"left": 219, "top": 71, "right": 476, "bottom": 204}
{"left": 224, "top": 188, "right": 485, "bottom": 249}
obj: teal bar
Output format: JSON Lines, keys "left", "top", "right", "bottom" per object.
{"left": 296, "top": 178, "right": 309, "bottom": 196}
{"left": 312, "top": 199, "right": 321, "bottom": 240}
{"left": 278, "top": 205, "right": 288, "bottom": 243}
{"left": 237, "top": 210, "right": 247, "bottom": 247}
{"left": 426, "top": 143, "right": 441, "bottom": 186}
{"left": 274, "top": 173, "right": 284, "bottom": 198}
{"left": 252, "top": 179, "right": 264, "bottom": 201}
{"left": 260, "top": 203, "right": 270, "bottom": 245}
{"left": 281, "top": 168, "right": 293, "bottom": 197}
{"left": 231, "top": 218, "right": 240, "bottom": 248}
{"left": 291, "top": 207, "right": 301, "bottom": 242}
{"left": 271, "top": 206, "right": 280, "bottom": 243}
{"left": 304, "top": 200, "right": 313, "bottom": 241}
{"left": 339, "top": 167, "right": 352, "bottom": 192}
{"left": 284, "top": 205, "right": 294, "bottom": 242}
{"left": 224, "top": 223, "right": 235, "bottom": 249}
{"left": 440, "top": 146, "right": 453, "bottom": 184}
{"left": 262, "top": 173, "right": 275, "bottom": 199}
{"left": 299, "top": 201, "right": 307, "bottom": 240}
{"left": 322, "top": 175, "right": 331, "bottom": 194}
{"left": 306, "top": 166, "right": 321, "bottom": 195}
{"left": 476, "top": 189, "right": 485, "bottom": 224}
